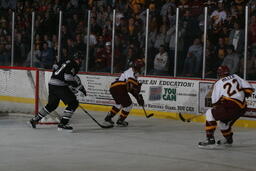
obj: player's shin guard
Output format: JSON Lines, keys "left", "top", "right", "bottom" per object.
{"left": 29, "top": 107, "right": 50, "bottom": 128}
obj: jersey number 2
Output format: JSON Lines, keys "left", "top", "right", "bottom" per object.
{"left": 223, "top": 79, "right": 243, "bottom": 96}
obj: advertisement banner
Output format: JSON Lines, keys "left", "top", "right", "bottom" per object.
{"left": 75, "top": 74, "right": 199, "bottom": 114}
{"left": 137, "top": 78, "right": 199, "bottom": 114}
{"left": 77, "top": 75, "right": 116, "bottom": 105}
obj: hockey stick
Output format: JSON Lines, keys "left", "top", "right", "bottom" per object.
{"left": 79, "top": 104, "right": 114, "bottom": 128}
{"left": 178, "top": 112, "right": 204, "bottom": 122}
{"left": 142, "top": 105, "right": 154, "bottom": 118}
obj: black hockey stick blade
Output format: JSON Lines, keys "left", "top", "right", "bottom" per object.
{"left": 142, "top": 106, "right": 154, "bottom": 118}
{"left": 178, "top": 113, "right": 188, "bottom": 122}
{"left": 179, "top": 113, "right": 204, "bottom": 122}
{"left": 146, "top": 113, "right": 154, "bottom": 118}
{"left": 79, "top": 105, "right": 114, "bottom": 128}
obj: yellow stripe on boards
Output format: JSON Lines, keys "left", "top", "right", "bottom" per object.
{"left": 0, "top": 96, "right": 34, "bottom": 104}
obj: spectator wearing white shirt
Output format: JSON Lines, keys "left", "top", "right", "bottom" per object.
{"left": 153, "top": 45, "right": 169, "bottom": 76}
{"left": 84, "top": 30, "right": 97, "bottom": 47}
{"left": 210, "top": 1, "right": 227, "bottom": 26}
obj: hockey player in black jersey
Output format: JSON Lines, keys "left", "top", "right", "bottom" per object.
{"left": 29, "top": 52, "right": 86, "bottom": 132}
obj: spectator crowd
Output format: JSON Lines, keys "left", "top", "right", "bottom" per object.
{"left": 0, "top": 0, "right": 256, "bottom": 80}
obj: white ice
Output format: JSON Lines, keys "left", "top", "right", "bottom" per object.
{"left": 0, "top": 110, "right": 256, "bottom": 171}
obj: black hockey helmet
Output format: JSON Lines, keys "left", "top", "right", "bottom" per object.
{"left": 72, "top": 51, "right": 83, "bottom": 60}
{"left": 72, "top": 51, "right": 84, "bottom": 66}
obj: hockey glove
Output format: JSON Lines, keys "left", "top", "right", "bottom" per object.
{"left": 78, "top": 85, "right": 87, "bottom": 96}
{"left": 134, "top": 82, "right": 142, "bottom": 95}
{"left": 245, "top": 92, "right": 252, "bottom": 98}
{"left": 69, "top": 86, "right": 79, "bottom": 94}
{"left": 137, "top": 94, "right": 144, "bottom": 106}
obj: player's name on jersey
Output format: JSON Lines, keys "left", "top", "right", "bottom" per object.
{"left": 222, "top": 75, "right": 235, "bottom": 82}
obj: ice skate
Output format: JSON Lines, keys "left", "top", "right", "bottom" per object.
{"left": 217, "top": 137, "right": 233, "bottom": 147}
{"left": 58, "top": 123, "right": 73, "bottom": 133}
{"left": 104, "top": 114, "right": 114, "bottom": 125}
{"left": 116, "top": 119, "right": 128, "bottom": 127}
{"left": 198, "top": 138, "right": 216, "bottom": 149}
{"left": 29, "top": 114, "right": 42, "bottom": 128}
{"left": 29, "top": 118, "right": 38, "bottom": 128}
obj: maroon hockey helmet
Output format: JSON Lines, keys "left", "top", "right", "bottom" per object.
{"left": 132, "top": 58, "right": 145, "bottom": 72}
{"left": 217, "top": 65, "right": 230, "bottom": 77}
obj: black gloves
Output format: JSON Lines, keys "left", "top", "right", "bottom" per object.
{"left": 69, "top": 86, "right": 79, "bottom": 94}
{"left": 137, "top": 94, "right": 144, "bottom": 106}
{"left": 245, "top": 92, "right": 252, "bottom": 98}
{"left": 69, "top": 85, "right": 87, "bottom": 96}
{"left": 78, "top": 85, "right": 87, "bottom": 96}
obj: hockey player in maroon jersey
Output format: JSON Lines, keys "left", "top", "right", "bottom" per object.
{"left": 198, "top": 65, "right": 254, "bottom": 149}
{"left": 103, "top": 58, "right": 145, "bottom": 127}
{"left": 29, "top": 52, "right": 86, "bottom": 132}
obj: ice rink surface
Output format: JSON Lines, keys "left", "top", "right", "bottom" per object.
{"left": 0, "top": 110, "right": 256, "bottom": 171}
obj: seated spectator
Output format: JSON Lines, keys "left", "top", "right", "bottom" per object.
{"left": 210, "top": 1, "right": 227, "bottom": 26}
{"left": 153, "top": 45, "right": 169, "bottom": 76}
{"left": 66, "top": 38, "right": 75, "bottom": 56}
{"left": 221, "top": 44, "right": 240, "bottom": 74}
{"left": 229, "top": 20, "right": 245, "bottom": 54}
{"left": 160, "top": 0, "right": 176, "bottom": 17}
{"left": 94, "top": 42, "right": 112, "bottom": 72}
{"left": 124, "top": 46, "right": 136, "bottom": 70}
{"left": 74, "top": 34, "right": 86, "bottom": 53}
{"left": 182, "top": 38, "right": 203, "bottom": 76}
{"left": 24, "top": 44, "right": 41, "bottom": 67}
{"left": 84, "top": 30, "right": 97, "bottom": 47}
{"left": 40, "top": 41, "right": 55, "bottom": 69}
{"left": 154, "top": 24, "right": 169, "bottom": 50}
{"left": 217, "top": 47, "right": 226, "bottom": 65}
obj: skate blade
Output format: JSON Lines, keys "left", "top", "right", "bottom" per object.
{"left": 198, "top": 144, "right": 231, "bottom": 150}
{"left": 116, "top": 124, "right": 128, "bottom": 127}
{"left": 198, "top": 144, "right": 217, "bottom": 150}
{"left": 216, "top": 144, "right": 232, "bottom": 148}
{"left": 58, "top": 128, "right": 73, "bottom": 133}
{"left": 102, "top": 121, "right": 114, "bottom": 127}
